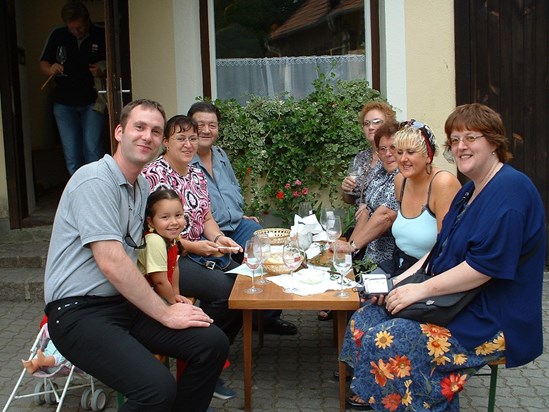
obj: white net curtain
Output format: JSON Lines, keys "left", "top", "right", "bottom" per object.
{"left": 216, "top": 54, "right": 366, "bottom": 103}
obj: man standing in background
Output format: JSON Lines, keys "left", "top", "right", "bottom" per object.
{"left": 39, "top": 1, "right": 106, "bottom": 175}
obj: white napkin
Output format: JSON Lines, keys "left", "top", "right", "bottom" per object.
{"left": 267, "top": 267, "right": 357, "bottom": 296}
{"left": 226, "top": 264, "right": 260, "bottom": 277}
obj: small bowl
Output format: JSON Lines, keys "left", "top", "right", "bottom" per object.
{"left": 295, "top": 268, "right": 325, "bottom": 284}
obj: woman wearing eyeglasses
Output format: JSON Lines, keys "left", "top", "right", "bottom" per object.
{"left": 341, "top": 101, "right": 397, "bottom": 206}
{"left": 142, "top": 115, "right": 243, "bottom": 348}
{"left": 340, "top": 104, "right": 545, "bottom": 411}
{"left": 388, "top": 120, "right": 461, "bottom": 275}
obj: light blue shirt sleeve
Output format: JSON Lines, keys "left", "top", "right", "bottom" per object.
{"left": 191, "top": 146, "right": 244, "bottom": 232}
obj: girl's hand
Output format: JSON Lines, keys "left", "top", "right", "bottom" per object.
{"left": 175, "top": 295, "right": 192, "bottom": 304}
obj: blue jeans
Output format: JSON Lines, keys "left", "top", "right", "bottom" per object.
{"left": 53, "top": 102, "right": 106, "bottom": 175}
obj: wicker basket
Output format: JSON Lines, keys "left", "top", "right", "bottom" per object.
{"left": 262, "top": 253, "right": 289, "bottom": 275}
{"left": 253, "top": 228, "right": 291, "bottom": 246}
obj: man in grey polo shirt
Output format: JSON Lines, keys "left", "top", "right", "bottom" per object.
{"left": 44, "top": 99, "right": 228, "bottom": 412}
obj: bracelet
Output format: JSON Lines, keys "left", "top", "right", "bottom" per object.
{"left": 213, "top": 234, "right": 224, "bottom": 243}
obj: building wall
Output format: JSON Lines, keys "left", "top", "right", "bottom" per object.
{"left": 129, "top": 0, "right": 178, "bottom": 118}
{"left": 404, "top": 0, "right": 456, "bottom": 170}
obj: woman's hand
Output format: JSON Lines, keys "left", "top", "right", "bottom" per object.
{"left": 384, "top": 283, "right": 428, "bottom": 315}
{"left": 329, "top": 239, "right": 353, "bottom": 253}
{"left": 341, "top": 175, "right": 357, "bottom": 194}
{"left": 216, "top": 235, "right": 243, "bottom": 253}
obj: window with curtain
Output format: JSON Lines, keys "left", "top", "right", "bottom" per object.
{"left": 214, "top": 0, "right": 366, "bottom": 103}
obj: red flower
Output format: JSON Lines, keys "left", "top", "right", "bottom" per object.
{"left": 276, "top": 191, "right": 285, "bottom": 200}
{"left": 246, "top": 167, "right": 252, "bottom": 174}
{"left": 294, "top": 179, "right": 302, "bottom": 186}
{"left": 292, "top": 191, "right": 300, "bottom": 198}
{"left": 440, "top": 373, "right": 467, "bottom": 402}
{"left": 381, "top": 393, "right": 402, "bottom": 412}
{"left": 302, "top": 187, "right": 309, "bottom": 195}
{"left": 284, "top": 183, "right": 291, "bottom": 189}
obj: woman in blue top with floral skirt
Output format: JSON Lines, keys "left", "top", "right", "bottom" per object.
{"left": 340, "top": 103, "right": 546, "bottom": 411}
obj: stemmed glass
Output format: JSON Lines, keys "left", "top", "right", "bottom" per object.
{"left": 244, "top": 238, "right": 263, "bottom": 294}
{"left": 333, "top": 242, "right": 352, "bottom": 297}
{"left": 319, "top": 206, "right": 336, "bottom": 231}
{"left": 297, "top": 202, "right": 313, "bottom": 218}
{"left": 325, "top": 215, "right": 342, "bottom": 245}
{"left": 256, "top": 233, "right": 271, "bottom": 285}
{"left": 56, "top": 46, "right": 68, "bottom": 77}
{"left": 346, "top": 159, "right": 363, "bottom": 194}
{"left": 282, "top": 240, "right": 304, "bottom": 294}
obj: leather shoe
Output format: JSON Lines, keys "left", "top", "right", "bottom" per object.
{"left": 263, "top": 319, "right": 298, "bottom": 335}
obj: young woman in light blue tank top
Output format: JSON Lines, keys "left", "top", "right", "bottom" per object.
{"left": 389, "top": 120, "right": 461, "bottom": 274}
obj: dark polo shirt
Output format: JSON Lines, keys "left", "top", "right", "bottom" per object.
{"left": 40, "top": 23, "right": 106, "bottom": 106}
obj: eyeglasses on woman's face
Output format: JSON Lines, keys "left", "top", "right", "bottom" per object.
{"left": 171, "top": 135, "right": 199, "bottom": 144}
{"left": 363, "top": 118, "right": 384, "bottom": 127}
{"left": 376, "top": 145, "right": 396, "bottom": 155}
{"left": 448, "top": 134, "right": 484, "bottom": 147}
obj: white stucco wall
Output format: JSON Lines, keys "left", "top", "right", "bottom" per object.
{"left": 404, "top": 0, "right": 456, "bottom": 170}
{"left": 129, "top": 0, "right": 179, "bottom": 117}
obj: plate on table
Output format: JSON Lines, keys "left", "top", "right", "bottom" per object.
{"left": 295, "top": 268, "right": 325, "bottom": 284}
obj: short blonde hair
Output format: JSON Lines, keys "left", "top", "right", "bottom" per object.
{"left": 394, "top": 120, "right": 437, "bottom": 161}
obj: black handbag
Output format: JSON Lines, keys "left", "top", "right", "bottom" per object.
{"left": 387, "top": 242, "right": 484, "bottom": 326}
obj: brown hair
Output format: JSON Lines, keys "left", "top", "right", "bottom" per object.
{"left": 374, "top": 121, "right": 400, "bottom": 148}
{"left": 61, "top": 1, "right": 89, "bottom": 23}
{"left": 119, "top": 99, "right": 166, "bottom": 131}
{"left": 359, "top": 101, "right": 397, "bottom": 125}
{"left": 444, "top": 103, "right": 512, "bottom": 162}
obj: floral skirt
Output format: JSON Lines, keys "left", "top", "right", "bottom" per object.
{"left": 339, "top": 303, "right": 505, "bottom": 411}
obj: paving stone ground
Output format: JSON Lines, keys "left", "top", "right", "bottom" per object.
{"left": 1, "top": 283, "right": 548, "bottom": 412}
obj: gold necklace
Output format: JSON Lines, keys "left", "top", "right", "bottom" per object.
{"left": 469, "top": 159, "right": 501, "bottom": 203}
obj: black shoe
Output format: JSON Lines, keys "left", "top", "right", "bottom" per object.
{"left": 262, "top": 319, "right": 298, "bottom": 335}
{"left": 332, "top": 368, "right": 352, "bottom": 382}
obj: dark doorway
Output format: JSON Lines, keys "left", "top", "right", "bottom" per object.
{"left": 1, "top": 0, "right": 131, "bottom": 228}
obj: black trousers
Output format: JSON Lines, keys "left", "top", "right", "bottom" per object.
{"left": 178, "top": 256, "right": 243, "bottom": 344}
{"left": 46, "top": 295, "right": 228, "bottom": 412}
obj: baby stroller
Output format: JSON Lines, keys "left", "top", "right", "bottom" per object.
{"left": 2, "top": 319, "right": 108, "bottom": 412}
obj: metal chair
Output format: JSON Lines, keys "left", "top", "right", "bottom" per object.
{"left": 474, "top": 358, "right": 505, "bottom": 412}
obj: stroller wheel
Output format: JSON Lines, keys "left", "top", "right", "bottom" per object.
{"left": 45, "top": 382, "right": 59, "bottom": 405}
{"left": 33, "top": 381, "right": 46, "bottom": 405}
{"left": 81, "top": 388, "right": 93, "bottom": 410}
{"left": 91, "top": 389, "right": 108, "bottom": 411}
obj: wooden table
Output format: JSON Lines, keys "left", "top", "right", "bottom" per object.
{"left": 229, "top": 272, "right": 360, "bottom": 411}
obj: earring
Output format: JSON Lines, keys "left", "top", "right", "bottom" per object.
{"left": 148, "top": 225, "right": 155, "bottom": 233}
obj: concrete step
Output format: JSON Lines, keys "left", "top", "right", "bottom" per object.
{"left": 0, "top": 267, "right": 44, "bottom": 302}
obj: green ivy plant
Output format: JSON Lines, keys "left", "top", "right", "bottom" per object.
{"left": 209, "top": 71, "right": 387, "bottom": 225}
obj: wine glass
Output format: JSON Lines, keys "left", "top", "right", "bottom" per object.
{"left": 244, "top": 238, "right": 263, "bottom": 294}
{"left": 325, "top": 215, "right": 342, "bottom": 244}
{"left": 346, "top": 159, "right": 363, "bottom": 194}
{"left": 56, "top": 46, "right": 68, "bottom": 77}
{"left": 319, "top": 206, "right": 336, "bottom": 231}
{"left": 333, "top": 242, "right": 352, "bottom": 297}
{"left": 297, "top": 202, "right": 313, "bottom": 218}
{"left": 282, "top": 240, "right": 304, "bottom": 294}
{"left": 256, "top": 233, "right": 271, "bottom": 285}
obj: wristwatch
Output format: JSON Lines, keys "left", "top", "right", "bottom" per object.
{"left": 349, "top": 240, "right": 358, "bottom": 252}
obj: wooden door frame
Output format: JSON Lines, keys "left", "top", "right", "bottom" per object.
{"left": 104, "top": 0, "right": 132, "bottom": 153}
{"left": 0, "top": 0, "right": 27, "bottom": 228}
